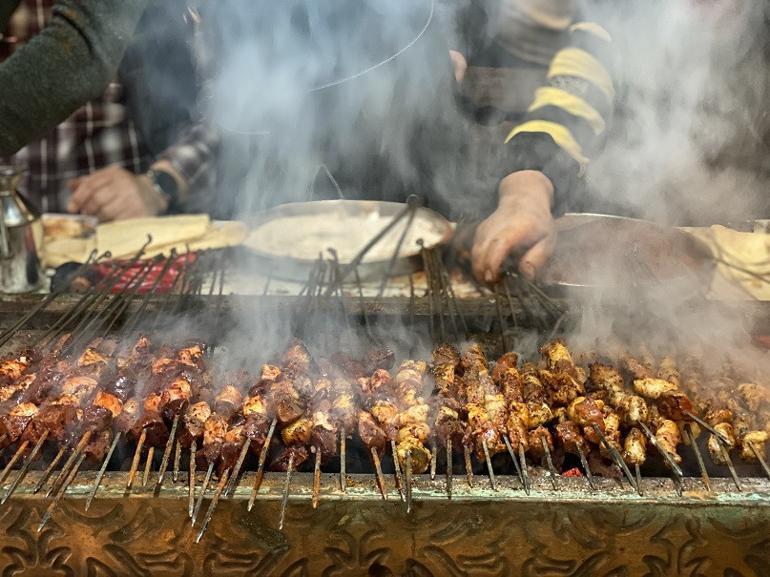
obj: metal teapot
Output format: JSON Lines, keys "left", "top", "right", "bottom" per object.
{"left": 0, "top": 164, "right": 43, "bottom": 293}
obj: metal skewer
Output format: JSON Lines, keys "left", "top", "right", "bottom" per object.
{"left": 518, "top": 444, "right": 531, "bottom": 495}
{"left": 719, "top": 443, "right": 742, "bottom": 492}
{"left": 684, "top": 412, "right": 731, "bottom": 445}
{"left": 47, "top": 430, "right": 92, "bottom": 497}
{"left": 575, "top": 443, "right": 597, "bottom": 490}
{"left": 32, "top": 444, "right": 66, "bottom": 494}
{"left": 195, "top": 468, "right": 230, "bottom": 543}
{"left": 339, "top": 428, "right": 347, "bottom": 493}
{"left": 591, "top": 424, "right": 638, "bottom": 492}
{"left": 191, "top": 462, "right": 215, "bottom": 526}
{"left": 481, "top": 439, "right": 497, "bottom": 491}
{"left": 278, "top": 453, "right": 295, "bottom": 531}
{"left": 248, "top": 418, "right": 277, "bottom": 512}
{"left": 225, "top": 439, "right": 251, "bottom": 498}
{"left": 405, "top": 451, "right": 413, "bottom": 514}
{"left": 38, "top": 453, "right": 86, "bottom": 533}
{"left": 684, "top": 424, "right": 711, "bottom": 492}
{"left": 2, "top": 431, "right": 49, "bottom": 503}
{"left": 85, "top": 431, "right": 122, "bottom": 510}
{"left": 463, "top": 445, "right": 474, "bottom": 488}
{"left": 142, "top": 447, "right": 155, "bottom": 487}
{"left": 391, "top": 440, "right": 404, "bottom": 501}
{"left": 541, "top": 437, "right": 559, "bottom": 490}
{"left": 173, "top": 439, "right": 182, "bottom": 484}
{"left": 749, "top": 442, "right": 770, "bottom": 480}
{"left": 0, "top": 440, "right": 30, "bottom": 486}
{"left": 639, "top": 422, "right": 684, "bottom": 492}
{"left": 188, "top": 440, "right": 197, "bottom": 518}
{"left": 126, "top": 429, "right": 146, "bottom": 492}
{"left": 312, "top": 447, "right": 322, "bottom": 510}
{"left": 445, "top": 439, "right": 453, "bottom": 499}
{"left": 156, "top": 415, "right": 180, "bottom": 491}
{"left": 371, "top": 447, "right": 387, "bottom": 500}
{"left": 503, "top": 436, "right": 525, "bottom": 490}
{"left": 430, "top": 442, "right": 437, "bottom": 481}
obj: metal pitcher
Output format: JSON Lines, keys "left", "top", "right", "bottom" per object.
{"left": 0, "top": 164, "right": 43, "bottom": 293}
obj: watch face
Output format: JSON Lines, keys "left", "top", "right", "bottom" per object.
{"left": 154, "top": 171, "right": 179, "bottom": 199}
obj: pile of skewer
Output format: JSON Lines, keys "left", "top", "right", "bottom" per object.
{"left": 1, "top": 331, "right": 769, "bottom": 542}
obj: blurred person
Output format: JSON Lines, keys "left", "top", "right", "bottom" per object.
{"left": 442, "top": 0, "right": 614, "bottom": 282}
{"left": 0, "top": 0, "right": 210, "bottom": 221}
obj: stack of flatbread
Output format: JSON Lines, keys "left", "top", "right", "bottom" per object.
{"left": 688, "top": 225, "right": 770, "bottom": 301}
{"left": 42, "top": 215, "right": 247, "bottom": 268}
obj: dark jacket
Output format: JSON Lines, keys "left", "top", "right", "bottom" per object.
{"left": 0, "top": 0, "right": 151, "bottom": 156}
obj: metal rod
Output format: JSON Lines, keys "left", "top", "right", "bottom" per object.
{"left": 126, "top": 429, "right": 146, "bottom": 492}
{"left": 324, "top": 196, "right": 417, "bottom": 296}
{"left": 225, "top": 439, "right": 251, "bottom": 498}
{"left": 188, "top": 441, "right": 197, "bottom": 518}
{"left": 391, "top": 440, "right": 404, "bottom": 501}
{"left": 37, "top": 453, "right": 86, "bottom": 533}
{"left": 481, "top": 438, "right": 497, "bottom": 491}
{"left": 371, "top": 447, "right": 387, "bottom": 501}
{"left": 377, "top": 199, "right": 417, "bottom": 298}
{"left": 248, "top": 418, "right": 277, "bottom": 512}
{"left": 142, "top": 446, "right": 155, "bottom": 487}
{"left": 541, "top": 436, "right": 558, "bottom": 490}
{"left": 195, "top": 467, "right": 230, "bottom": 543}
{"left": 85, "top": 431, "right": 122, "bottom": 511}
{"left": 518, "top": 444, "right": 531, "bottom": 495}
{"left": 749, "top": 442, "right": 770, "bottom": 480}
{"left": 191, "top": 462, "right": 215, "bottom": 526}
{"left": 720, "top": 443, "right": 743, "bottom": 492}
{"left": 445, "top": 438, "right": 453, "bottom": 499}
{"left": 494, "top": 293, "right": 510, "bottom": 353}
{"left": 635, "top": 464, "right": 643, "bottom": 496}
{"left": 156, "top": 415, "right": 179, "bottom": 491}
{"left": 503, "top": 436, "right": 525, "bottom": 490}
{"left": 173, "top": 439, "right": 182, "bottom": 484}
{"left": 0, "top": 441, "right": 29, "bottom": 486}
{"left": 32, "top": 444, "right": 66, "bottom": 494}
{"left": 575, "top": 443, "right": 597, "bottom": 490}
{"left": 684, "top": 424, "right": 711, "bottom": 493}
{"left": 430, "top": 441, "right": 437, "bottom": 481}
{"left": 639, "top": 422, "right": 684, "bottom": 478}
{"left": 591, "top": 424, "right": 638, "bottom": 492}
{"left": 339, "top": 428, "right": 347, "bottom": 493}
{"left": 1, "top": 430, "right": 48, "bottom": 503}
{"left": 46, "top": 430, "right": 92, "bottom": 498}
{"left": 312, "top": 447, "right": 321, "bottom": 510}
{"left": 463, "top": 445, "right": 474, "bottom": 488}
{"left": 405, "top": 450, "right": 413, "bottom": 514}
{"left": 684, "top": 412, "right": 731, "bottom": 445}
{"left": 278, "top": 453, "right": 295, "bottom": 531}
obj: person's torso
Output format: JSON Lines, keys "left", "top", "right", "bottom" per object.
{"left": 0, "top": 0, "right": 149, "bottom": 212}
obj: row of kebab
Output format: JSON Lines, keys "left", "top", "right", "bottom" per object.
{"left": 0, "top": 332, "right": 769, "bottom": 537}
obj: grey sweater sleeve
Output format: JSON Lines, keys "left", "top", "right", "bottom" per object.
{"left": 0, "top": 0, "right": 151, "bottom": 156}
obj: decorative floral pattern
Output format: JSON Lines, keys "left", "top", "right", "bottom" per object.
{"left": 0, "top": 497, "right": 767, "bottom": 577}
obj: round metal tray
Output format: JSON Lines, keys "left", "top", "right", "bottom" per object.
{"left": 540, "top": 213, "right": 715, "bottom": 291}
{"left": 241, "top": 200, "right": 454, "bottom": 282}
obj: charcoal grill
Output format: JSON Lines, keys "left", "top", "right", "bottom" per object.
{"left": 0, "top": 249, "right": 768, "bottom": 577}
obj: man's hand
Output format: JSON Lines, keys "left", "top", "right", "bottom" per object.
{"left": 449, "top": 50, "right": 467, "bottom": 83}
{"left": 67, "top": 165, "right": 167, "bottom": 222}
{"left": 471, "top": 170, "right": 556, "bottom": 284}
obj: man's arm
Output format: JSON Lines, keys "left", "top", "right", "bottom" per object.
{"left": 0, "top": 0, "right": 150, "bottom": 155}
{"left": 503, "top": 19, "right": 615, "bottom": 211}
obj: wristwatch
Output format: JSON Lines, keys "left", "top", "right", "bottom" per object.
{"left": 146, "top": 168, "right": 181, "bottom": 213}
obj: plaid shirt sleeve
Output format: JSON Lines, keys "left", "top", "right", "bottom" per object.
{"left": 156, "top": 122, "right": 219, "bottom": 189}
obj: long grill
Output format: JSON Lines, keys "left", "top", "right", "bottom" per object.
{"left": 0, "top": 244, "right": 768, "bottom": 572}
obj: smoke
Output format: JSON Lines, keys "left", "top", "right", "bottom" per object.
{"left": 585, "top": 0, "right": 770, "bottom": 225}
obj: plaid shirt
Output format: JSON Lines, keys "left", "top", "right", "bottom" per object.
{"left": 0, "top": 0, "right": 149, "bottom": 212}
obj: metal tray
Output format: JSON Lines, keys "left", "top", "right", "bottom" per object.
{"left": 541, "top": 213, "right": 715, "bottom": 292}
{"left": 241, "top": 200, "right": 454, "bottom": 282}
